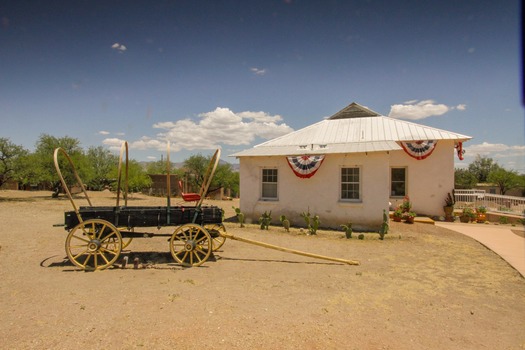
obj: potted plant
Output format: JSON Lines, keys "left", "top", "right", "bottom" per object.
{"left": 476, "top": 206, "right": 487, "bottom": 223}
{"left": 393, "top": 208, "right": 403, "bottom": 222}
{"left": 443, "top": 192, "right": 455, "bottom": 222}
{"left": 401, "top": 196, "right": 412, "bottom": 213}
{"left": 460, "top": 207, "right": 475, "bottom": 223}
{"left": 403, "top": 211, "right": 417, "bottom": 224}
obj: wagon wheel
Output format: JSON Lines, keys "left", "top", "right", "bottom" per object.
{"left": 205, "top": 223, "right": 227, "bottom": 251}
{"left": 169, "top": 224, "right": 212, "bottom": 267}
{"left": 116, "top": 227, "right": 133, "bottom": 249}
{"left": 122, "top": 238, "right": 133, "bottom": 249}
{"left": 65, "top": 219, "right": 122, "bottom": 271}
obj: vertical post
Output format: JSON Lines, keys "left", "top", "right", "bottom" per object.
{"left": 166, "top": 142, "right": 171, "bottom": 224}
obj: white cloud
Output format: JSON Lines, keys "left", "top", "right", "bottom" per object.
{"left": 111, "top": 42, "right": 127, "bottom": 52}
{"left": 388, "top": 100, "right": 466, "bottom": 120}
{"left": 463, "top": 142, "right": 509, "bottom": 155}
{"left": 462, "top": 142, "right": 525, "bottom": 172}
{"left": 131, "top": 137, "right": 166, "bottom": 151}
{"left": 98, "top": 130, "right": 110, "bottom": 135}
{"left": 102, "top": 137, "right": 127, "bottom": 151}
{"left": 250, "top": 67, "right": 267, "bottom": 76}
{"left": 130, "top": 107, "right": 293, "bottom": 153}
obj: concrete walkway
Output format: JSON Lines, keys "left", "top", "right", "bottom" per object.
{"left": 436, "top": 222, "right": 525, "bottom": 278}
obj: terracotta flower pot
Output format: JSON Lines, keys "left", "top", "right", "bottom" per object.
{"left": 477, "top": 213, "right": 486, "bottom": 223}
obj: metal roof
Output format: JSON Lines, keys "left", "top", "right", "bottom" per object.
{"left": 232, "top": 102, "right": 471, "bottom": 157}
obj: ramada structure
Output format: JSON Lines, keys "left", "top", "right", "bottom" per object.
{"left": 232, "top": 102, "right": 471, "bottom": 230}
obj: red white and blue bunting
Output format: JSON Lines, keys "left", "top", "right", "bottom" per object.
{"left": 400, "top": 140, "right": 437, "bottom": 160}
{"left": 455, "top": 141, "right": 465, "bottom": 160}
{"left": 286, "top": 155, "right": 325, "bottom": 178}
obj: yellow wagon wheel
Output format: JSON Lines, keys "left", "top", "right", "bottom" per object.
{"left": 65, "top": 219, "right": 122, "bottom": 271}
{"left": 115, "top": 227, "right": 133, "bottom": 249}
{"left": 169, "top": 224, "right": 212, "bottom": 267}
{"left": 205, "top": 223, "right": 227, "bottom": 251}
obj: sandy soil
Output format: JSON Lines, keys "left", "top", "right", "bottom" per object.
{"left": 1, "top": 190, "right": 524, "bottom": 349}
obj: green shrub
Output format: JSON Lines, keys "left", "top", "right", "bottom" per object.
{"left": 499, "top": 216, "right": 509, "bottom": 225}
{"left": 232, "top": 206, "right": 245, "bottom": 227}
{"left": 300, "top": 210, "right": 320, "bottom": 235}
{"left": 340, "top": 222, "right": 353, "bottom": 239}
{"left": 279, "top": 215, "right": 290, "bottom": 232}
{"left": 259, "top": 211, "right": 272, "bottom": 230}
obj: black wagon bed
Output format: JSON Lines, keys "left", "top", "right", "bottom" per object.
{"left": 64, "top": 205, "right": 224, "bottom": 230}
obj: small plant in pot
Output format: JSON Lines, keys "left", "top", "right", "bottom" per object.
{"left": 460, "top": 207, "right": 475, "bottom": 223}
{"left": 401, "top": 196, "right": 412, "bottom": 213}
{"left": 476, "top": 206, "right": 487, "bottom": 223}
{"left": 443, "top": 192, "right": 455, "bottom": 222}
{"left": 403, "top": 211, "right": 417, "bottom": 224}
{"left": 393, "top": 208, "right": 403, "bottom": 222}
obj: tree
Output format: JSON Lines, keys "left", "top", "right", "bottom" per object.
{"left": 454, "top": 168, "right": 478, "bottom": 189}
{"left": 487, "top": 168, "right": 520, "bottom": 195}
{"left": 85, "top": 146, "right": 119, "bottom": 190}
{"left": 0, "top": 138, "right": 28, "bottom": 187}
{"left": 146, "top": 160, "right": 182, "bottom": 177}
{"left": 212, "top": 163, "right": 239, "bottom": 196}
{"left": 183, "top": 154, "right": 209, "bottom": 191}
{"left": 33, "top": 134, "right": 90, "bottom": 194}
{"left": 108, "top": 160, "right": 151, "bottom": 193}
{"left": 468, "top": 155, "right": 500, "bottom": 183}
{"left": 182, "top": 153, "right": 239, "bottom": 196}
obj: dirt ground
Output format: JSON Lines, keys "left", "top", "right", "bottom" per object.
{"left": 1, "top": 190, "right": 524, "bottom": 350}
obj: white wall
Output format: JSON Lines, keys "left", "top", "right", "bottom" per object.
{"left": 389, "top": 140, "right": 456, "bottom": 216}
{"left": 239, "top": 152, "right": 390, "bottom": 231}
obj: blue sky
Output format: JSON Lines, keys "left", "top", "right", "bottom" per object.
{"left": 1, "top": 0, "right": 523, "bottom": 172}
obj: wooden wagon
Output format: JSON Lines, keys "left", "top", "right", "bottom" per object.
{"left": 55, "top": 142, "right": 359, "bottom": 271}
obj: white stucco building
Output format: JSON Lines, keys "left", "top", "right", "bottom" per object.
{"left": 232, "top": 102, "right": 471, "bottom": 230}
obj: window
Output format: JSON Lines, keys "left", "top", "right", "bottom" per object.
{"left": 261, "top": 168, "right": 278, "bottom": 199}
{"left": 341, "top": 167, "right": 360, "bottom": 201}
{"left": 391, "top": 168, "right": 406, "bottom": 197}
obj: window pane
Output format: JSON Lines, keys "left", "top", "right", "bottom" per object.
{"left": 262, "top": 183, "right": 277, "bottom": 198}
{"left": 391, "top": 168, "right": 406, "bottom": 197}
{"left": 262, "top": 168, "right": 278, "bottom": 199}
{"left": 341, "top": 167, "right": 360, "bottom": 200}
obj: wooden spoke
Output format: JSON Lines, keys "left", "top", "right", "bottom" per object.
{"left": 65, "top": 219, "right": 122, "bottom": 271}
{"left": 205, "top": 223, "right": 227, "bottom": 251}
{"left": 169, "top": 224, "right": 212, "bottom": 267}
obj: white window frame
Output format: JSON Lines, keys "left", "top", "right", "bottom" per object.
{"left": 390, "top": 167, "right": 407, "bottom": 198}
{"left": 340, "top": 166, "right": 361, "bottom": 202}
{"left": 261, "top": 168, "right": 278, "bottom": 200}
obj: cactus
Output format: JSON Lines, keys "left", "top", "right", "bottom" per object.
{"left": 232, "top": 206, "right": 245, "bottom": 228}
{"left": 279, "top": 215, "right": 290, "bottom": 232}
{"left": 310, "top": 215, "right": 320, "bottom": 235}
{"left": 379, "top": 209, "right": 389, "bottom": 240}
{"left": 340, "top": 222, "right": 353, "bottom": 239}
{"left": 301, "top": 210, "right": 319, "bottom": 235}
{"left": 259, "top": 210, "right": 272, "bottom": 230}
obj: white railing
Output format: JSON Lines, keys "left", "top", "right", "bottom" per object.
{"left": 454, "top": 189, "right": 525, "bottom": 216}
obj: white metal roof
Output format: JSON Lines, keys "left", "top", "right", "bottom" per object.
{"left": 232, "top": 102, "right": 471, "bottom": 157}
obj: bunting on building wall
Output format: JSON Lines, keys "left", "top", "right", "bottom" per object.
{"left": 286, "top": 155, "right": 325, "bottom": 178}
{"left": 455, "top": 142, "right": 465, "bottom": 160}
{"left": 400, "top": 140, "right": 437, "bottom": 160}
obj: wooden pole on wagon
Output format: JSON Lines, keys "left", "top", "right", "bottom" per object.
{"left": 220, "top": 231, "right": 360, "bottom": 266}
